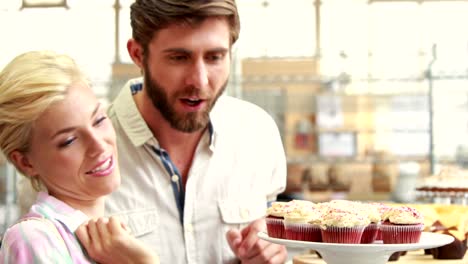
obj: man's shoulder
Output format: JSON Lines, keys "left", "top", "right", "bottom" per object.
{"left": 105, "top": 77, "right": 142, "bottom": 131}
{"left": 215, "top": 95, "right": 271, "bottom": 119}
{"left": 105, "top": 77, "right": 143, "bottom": 115}
{"left": 212, "top": 95, "right": 279, "bottom": 136}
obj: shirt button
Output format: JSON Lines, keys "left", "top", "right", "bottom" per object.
{"left": 241, "top": 208, "right": 250, "bottom": 220}
{"left": 185, "top": 224, "right": 193, "bottom": 233}
{"left": 171, "top": 174, "right": 179, "bottom": 182}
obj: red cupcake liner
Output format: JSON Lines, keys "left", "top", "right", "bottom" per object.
{"left": 321, "top": 226, "right": 365, "bottom": 244}
{"left": 361, "top": 223, "right": 379, "bottom": 244}
{"left": 284, "top": 222, "right": 322, "bottom": 242}
{"left": 380, "top": 224, "right": 424, "bottom": 244}
{"left": 265, "top": 217, "right": 285, "bottom": 239}
{"left": 375, "top": 229, "right": 382, "bottom": 240}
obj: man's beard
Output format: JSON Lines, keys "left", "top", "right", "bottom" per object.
{"left": 143, "top": 62, "right": 227, "bottom": 133}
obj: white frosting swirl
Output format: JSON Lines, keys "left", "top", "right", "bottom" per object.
{"left": 386, "top": 206, "right": 424, "bottom": 225}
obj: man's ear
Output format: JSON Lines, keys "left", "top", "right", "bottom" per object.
{"left": 127, "top": 38, "right": 144, "bottom": 69}
{"left": 9, "top": 151, "right": 37, "bottom": 177}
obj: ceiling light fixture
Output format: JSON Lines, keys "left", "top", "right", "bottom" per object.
{"left": 21, "top": 0, "right": 68, "bottom": 9}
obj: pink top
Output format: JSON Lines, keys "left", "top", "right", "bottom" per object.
{"left": 0, "top": 192, "right": 94, "bottom": 263}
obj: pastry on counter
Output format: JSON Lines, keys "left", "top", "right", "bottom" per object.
{"left": 431, "top": 229, "right": 467, "bottom": 259}
{"left": 426, "top": 221, "right": 468, "bottom": 260}
{"left": 415, "top": 166, "right": 468, "bottom": 204}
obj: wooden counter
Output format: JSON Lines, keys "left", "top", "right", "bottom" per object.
{"left": 293, "top": 249, "right": 468, "bottom": 264}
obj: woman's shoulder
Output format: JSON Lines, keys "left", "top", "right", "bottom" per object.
{"left": 1, "top": 217, "right": 71, "bottom": 263}
{"left": 3, "top": 217, "right": 57, "bottom": 243}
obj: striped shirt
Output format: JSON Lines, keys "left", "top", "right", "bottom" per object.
{"left": 0, "top": 192, "right": 94, "bottom": 263}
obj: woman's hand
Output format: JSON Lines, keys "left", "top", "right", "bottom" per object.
{"left": 76, "top": 216, "right": 159, "bottom": 264}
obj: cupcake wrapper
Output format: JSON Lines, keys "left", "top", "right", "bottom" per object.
{"left": 321, "top": 226, "right": 365, "bottom": 244}
{"left": 376, "top": 229, "right": 382, "bottom": 240}
{"left": 284, "top": 222, "right": 322, "bottom": 242}
{"left": 266, "top": 218, "right": 285, "bottom": 239}
{"left": 361, "top": 223, "right": 380, "bottom": 244}
{"left": 380, "top": 224, "right": 423, "bottom": 244}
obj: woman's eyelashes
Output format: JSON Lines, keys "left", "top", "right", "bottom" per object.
{"left": 58, "top": 137, "right": 76, "bottom": 148}
{"left": 57, "top": 115, "right": 108, "bottom": 148}
{"left": 94, "top": 115, "right": 108, "bottom": 126}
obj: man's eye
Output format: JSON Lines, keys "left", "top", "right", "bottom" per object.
{"left": 206, "top": 53, "right": 225, "bottom": 63}
{"left": 170, "top": 55, "right": 188, "bottom": 61}
{"left": 206, "top": 53, "right": 225, "bottom": 62}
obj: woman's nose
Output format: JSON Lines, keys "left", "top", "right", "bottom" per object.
{"left": 87, "top": 132, "right": 107, "bottom": 157}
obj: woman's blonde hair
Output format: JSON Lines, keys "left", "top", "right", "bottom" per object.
{"left": 0, "top": 50, "right": 88, "bottom": 190}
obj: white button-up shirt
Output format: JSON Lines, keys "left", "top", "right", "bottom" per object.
{"left": 105, "top": 78, "right": 286, "bottom": 264}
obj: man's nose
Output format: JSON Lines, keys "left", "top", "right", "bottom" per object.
{"left": 185, "top": 59, "right": 209, "bottom": 89}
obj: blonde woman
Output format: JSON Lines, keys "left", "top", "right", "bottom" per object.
{"left": 0, "top": 51, "right": 158, "bottom": 263}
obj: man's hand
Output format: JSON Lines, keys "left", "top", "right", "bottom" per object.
{"left": 226, "top": 218, "right": 287, "bottom": 264}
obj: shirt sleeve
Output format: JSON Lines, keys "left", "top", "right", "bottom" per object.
{"left": 0, "top": 219, "right": 73, "bottom": 264}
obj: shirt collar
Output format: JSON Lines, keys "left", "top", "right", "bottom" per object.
{"left": 32, "top": 192, "right": 89, "bottom": 232}
{"left": 208, "top": 95, "right": 228, "bottom": 151}
{"left": 113, "top": 77, "right": 154, "bottom": 147}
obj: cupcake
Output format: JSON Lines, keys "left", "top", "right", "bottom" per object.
{"left": 369, "top": 202, "right": 392, "bottom": 241}
{"left": 320, "top": 208, "right": 370, "bottom": 244}
{"left": 360, "top": 204, "right": 382, "bottom": 244}
{"left": 380, "top": 206, "right": 424, "bottom": 244}
{"left": 316, "top": 200, "right": 365, "bottom": 217}
{"left": 283, "top": 202, "right": 322, "bottom": 242}
{"left": 318, "top": 200, "right": 381, "bottom": 244}
{"left": 265, "top": 201, "right": 288, "bottom": 238}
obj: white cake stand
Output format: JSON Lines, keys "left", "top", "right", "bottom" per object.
{"left": 258, "top": 232, "right": 454, "bottom": 264}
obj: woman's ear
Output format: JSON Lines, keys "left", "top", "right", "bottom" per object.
{"left": 9, "top": 151, "right": 37, "bottom": 177}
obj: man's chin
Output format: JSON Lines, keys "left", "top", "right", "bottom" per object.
{"left": 172, "top": 118, "right": 208, "bottom": 133}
